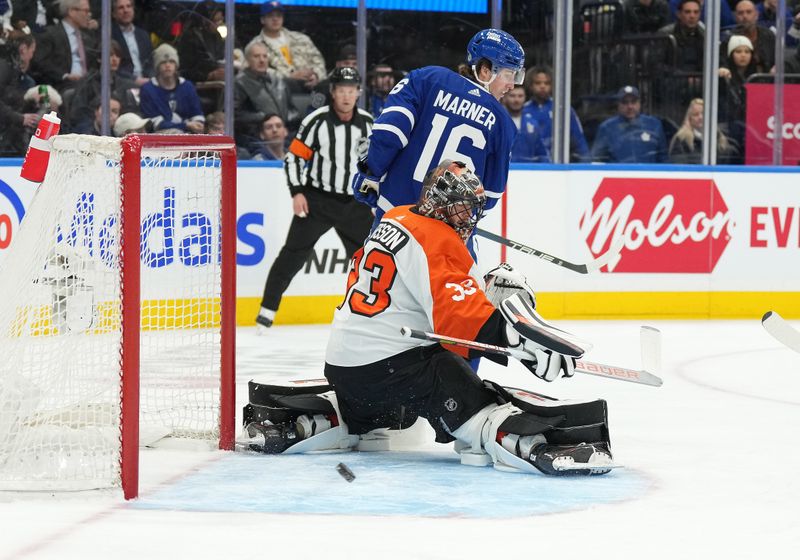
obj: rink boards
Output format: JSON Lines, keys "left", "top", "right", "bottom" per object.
{"left": 1, "top": 160, "right": 798, "bottom": 323}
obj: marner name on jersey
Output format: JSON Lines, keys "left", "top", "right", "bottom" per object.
{"left": 369, "top": 222, "right": 409, "bottom": 254}
{"left": 433, "top": 90, "right": 497, "bottom": 130}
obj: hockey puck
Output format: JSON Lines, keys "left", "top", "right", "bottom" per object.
{"left": 336, "top": 462, "right": 355, "bottom": 483}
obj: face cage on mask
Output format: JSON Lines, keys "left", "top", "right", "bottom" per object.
{"left": 426, "top": 194, "right": 484, "bottom": 243}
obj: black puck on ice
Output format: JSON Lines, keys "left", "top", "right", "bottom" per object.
{"left": 336, "top": 462, "right": 355, "bottom": 483}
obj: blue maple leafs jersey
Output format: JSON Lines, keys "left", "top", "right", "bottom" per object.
{"left": 365, "top": 66, "right": 516, "bottom": 218}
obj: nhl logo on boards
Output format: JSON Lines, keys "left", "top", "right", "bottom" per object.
{"left": 580, "top": 178, "right": 733, "bottom": 273}
{"left": 444, "top": 398, "right": 458, "bottom": 412}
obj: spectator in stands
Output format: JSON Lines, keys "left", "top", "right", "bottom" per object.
{"left": 1, "top": 1, "right": 11, "bottom": 36}
{"left": 758, "top": 0, "right": 798, "bottom": 47}
{"left": 668, "top": 0, "right": 736, "bottom": 28}
{"left": 366, "top": 62, "right": 397, "bottom": 117}
{"left": 72, "top": 96, "right": 121, "bottom": 135}
{"left": 68, "top": 39, "right": 138, "bottom": 133}
{"left": 249, "top": 113, "right": 288, "bottom": 160}
{"left": 22, "top": 83, "right": 60, "bottom": 115}
{"left": 9, "top": 0, "right": 57, "bottom": 34}
{"left": 790, "top": 7, "right": 800, "bottom": 46}
{"left": 205, "top": 111, "right": 225, "bottom": 134}
{"left": 113, "top": 111, "right": 149, "bottom": 136}
{"left": 0, "top": 31, "right": 39, "bottom": 155}
{"left": 111, "top": 0, "right": 152, "bottom": 84}
{"left": 139, "top": 43, "right": 205, "bottom": 133}
{"left": 659, "top": 0, "right": 705, "bottom": 72}
{"left": 176, "top": 4, "right": 226, "bottom": 84}
{"left": 623, "top": 0, "right": 671, "bottom": 34}
{"left": 249, "top": 1, "right": 326, "bottom": 92}
{"left": 308, "top": 43, "right": 357, "bottom": 112}
{"left": 522, "top": 65, "right": 590, "bottom": 162}
{"left": 591, "top": 85, "right": 668, "bottom": 163}
{"left": 206, "top": 111, "right": 252, "bottom": 159}
{"left": 31, "top": 0, "right": 97, "bottom": 90}
{"left": 503, "top": 84, "right": 548, "bottom": 163}
{"left": 718, "top": 35, "right": 756, "bottom": 162}
{"left": 722, "top": 0, "right": 776, "bottom": 73}
{"left": 787, "top": 43, "right": 800, "bottom": 74}
{"left": 668, "top": 98, "right": 734, "bottom": 164}
{"left": 234, "top": 41, "right": 295, "bottom": 143}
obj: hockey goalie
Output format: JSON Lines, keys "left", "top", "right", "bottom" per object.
{"left": 241, "top": 160, "right": 614, "bottom": 475}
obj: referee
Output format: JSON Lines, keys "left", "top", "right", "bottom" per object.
{"left": 257, "top": 67, "right": 374, "bottom": 330}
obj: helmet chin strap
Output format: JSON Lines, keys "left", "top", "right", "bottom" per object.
{"left": 471, "top": 65, "right": 497, "bottom": 91}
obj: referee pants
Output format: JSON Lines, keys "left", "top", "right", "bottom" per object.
{"left": 260, "top": 186, "right": 374, "bottom": 312}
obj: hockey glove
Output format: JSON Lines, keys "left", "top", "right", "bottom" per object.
{"left": 484, "top": 263, "right": 536, "bottom": 309}
{"left": 352, "top": 137, "right": 380, "bottom": 208}
{"left": 352, "top": 170, "right": 380, "bottom": 208}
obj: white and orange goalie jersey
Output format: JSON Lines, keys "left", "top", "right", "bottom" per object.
{"left": 325, "top": 204, "right": 498, "bottom": 368}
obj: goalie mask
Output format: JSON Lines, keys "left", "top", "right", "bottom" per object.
{"left": 418, "top": 160, "right": 486, "bottom": 243}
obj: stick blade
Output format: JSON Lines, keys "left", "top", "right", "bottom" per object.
{"left": 584, "top": 236, "right": 625, "bottom": 273}
{"left": 640, "top": 325, "right": 662, "bottom": 375}
{"left": 762, "top": 311, "right": 800, "bottom": 353}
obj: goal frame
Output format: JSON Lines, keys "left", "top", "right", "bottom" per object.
{"left": 119, "top": 134, "right": 237, "bottom": 500}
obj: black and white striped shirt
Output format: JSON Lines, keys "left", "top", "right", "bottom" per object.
{"left": 285, "top": 106, "right": 373, "bottom": 196}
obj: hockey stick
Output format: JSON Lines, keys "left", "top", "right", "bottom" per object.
{"left": 474, "top": 228, "right": 624, "bottom": 274}
{"left": 762, "top": 311, "right": 800, "bottom": 353}
{"left": 400, "top": 326, "right": 663, "bottom": 387}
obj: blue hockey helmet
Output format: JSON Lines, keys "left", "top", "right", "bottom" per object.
{"left": 466, "top": 29, "right": 525, "bottom": 84}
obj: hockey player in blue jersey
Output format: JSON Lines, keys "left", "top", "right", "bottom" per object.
{"left": 351, "top": 29, "right": 523, "bottom": 227}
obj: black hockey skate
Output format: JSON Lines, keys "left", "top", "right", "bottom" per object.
{"left": 529, "top": 442, "right": 615, "bottom": 476}
{"left": 243, "top": 421, "right": 300, "bottom": 454}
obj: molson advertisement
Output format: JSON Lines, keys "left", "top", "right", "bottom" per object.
{"left": 579, "top": 177, "right": 733, "bottom": 273}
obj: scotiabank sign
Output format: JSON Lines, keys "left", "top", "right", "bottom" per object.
{"left": 745, "top": 83, "right": 800, "bottom": 166}
{"left": 580, "top": 178, "right": 733, "bottom": 273}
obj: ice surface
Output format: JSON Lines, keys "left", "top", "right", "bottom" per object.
{"left": 1, "top": 320, "right": 799, "bottom": 560}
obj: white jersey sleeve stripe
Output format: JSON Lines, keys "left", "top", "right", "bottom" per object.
{"left": 372, "top": 123, "right": 409, "bottom": 148}
{"left": 380, "top": 106, "right": 416, "bottom": 129}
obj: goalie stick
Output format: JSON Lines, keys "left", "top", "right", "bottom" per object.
{"left": 475, "top": 228, "right": 624, "bottom": 274}
{"left": 400, "top": 326, "right": 663, "bottom": 387}
{"left": 762, "top": 311, "right": 800, "bottom": 354}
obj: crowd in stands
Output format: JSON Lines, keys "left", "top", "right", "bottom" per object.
{"left": 1, "top": 0, "right": 799, "bottom": 164}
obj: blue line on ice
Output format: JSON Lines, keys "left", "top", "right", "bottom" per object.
{"left": 134, "top": 451, "right": 649, "bottom": 518}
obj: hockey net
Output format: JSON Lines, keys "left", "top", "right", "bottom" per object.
{"left": 0, "top": 134, "right": 236, "bottom": 499}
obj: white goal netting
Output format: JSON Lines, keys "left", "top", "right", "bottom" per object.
{"left": 0, "top": 135, "right": 232, "bottom": 493}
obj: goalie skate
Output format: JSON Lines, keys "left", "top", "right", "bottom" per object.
{"left": 529, "top": 442, "right": 618, "bottom": 476}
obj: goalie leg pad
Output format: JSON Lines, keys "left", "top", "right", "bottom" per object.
{"left": 451, "top": 401, "right": 565, "bottom": 473}
{"left": 240, "top": 380, "right": 358, "bottom": 454}
{"left": 486, "top": 381, "right": 611, "bottom": 446}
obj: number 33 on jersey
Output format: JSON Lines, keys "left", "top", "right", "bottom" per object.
{"left": 325, "top": 205, "right": 498, "bottom": 368}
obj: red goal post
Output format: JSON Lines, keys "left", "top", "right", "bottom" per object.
{"left": 0, "top": 134, "right": 236, "bottom": 500}
{"left": 120, "top": 135, "right": 237, "bottom": 499}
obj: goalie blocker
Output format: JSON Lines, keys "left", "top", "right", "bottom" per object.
{"left": 239, "top": 377, "right": 616, "bottom": 476}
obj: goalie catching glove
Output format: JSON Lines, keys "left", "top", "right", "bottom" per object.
{"left": 500, "top": 292, "right": 588, "bottom": 382}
